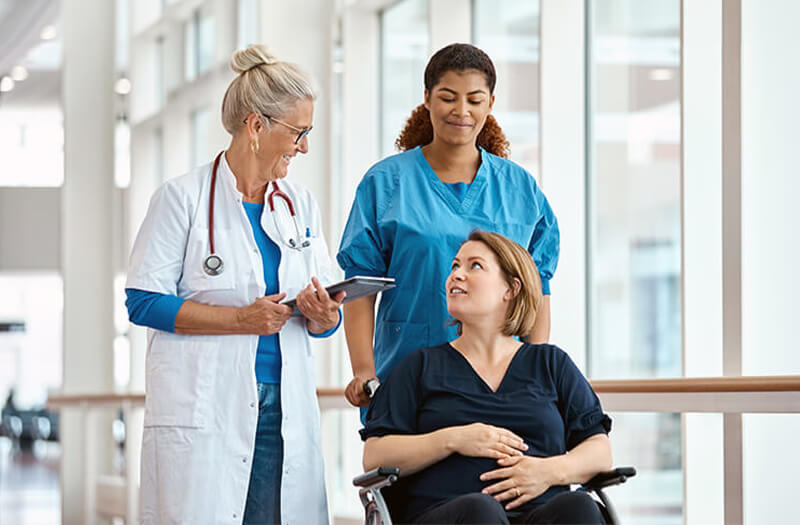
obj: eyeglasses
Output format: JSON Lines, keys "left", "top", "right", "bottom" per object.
{"left": 244, "top": 113, "right": 312, "bottom": 144}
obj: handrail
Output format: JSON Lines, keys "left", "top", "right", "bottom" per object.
{"left": 590, "top": 376, "right": 800, "bottom": 393}
{"left": 47, "top": 393, "right": 145, "bottom": 407}
{"left": 47, "top": 375, "right": 800, "bottom": 408}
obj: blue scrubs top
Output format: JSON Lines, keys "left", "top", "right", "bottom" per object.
{"left": 360, "top": 343, "right": 610, "bottom": 522}
{"left": 337, "top": 146, "right": 559, "bottom": 391}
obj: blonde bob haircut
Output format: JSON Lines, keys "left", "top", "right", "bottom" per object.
{"left": 461, "top": 230, "right": 543, "bottom": 338}
{"left": 221, "top": 44, "right": 316, "bottom": 135}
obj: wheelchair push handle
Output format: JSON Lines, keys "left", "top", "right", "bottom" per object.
{"left": 353, "top": 467, "right": 399, "bottom": 488}
{"left": 364, "top": 379, "right": 381, "bottom": 399}
{"left": 582, "top": 466, "right": 637, "bottom": 491}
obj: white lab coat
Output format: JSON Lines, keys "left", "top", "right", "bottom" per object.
{"left": 127, "top": 155, "right": 333, "bottom": 525}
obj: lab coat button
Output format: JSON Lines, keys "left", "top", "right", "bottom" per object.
{"left": 242, "top": 457, "right": 247, "bottom": 463}
{"left": 233, "top": 513, "right": 237, "bottom": 519}
{"left": 250, "top": 402, "right": 256, "bottom": 408}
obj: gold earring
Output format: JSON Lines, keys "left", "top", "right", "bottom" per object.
{"left": 250, "top": 140, "right": 259, "bottom": 154}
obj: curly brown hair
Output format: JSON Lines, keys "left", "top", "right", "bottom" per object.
{"left": 395, "top": 104, "right": 510, "bottom": 158}
{"left": 394, "top": 44, "right": 510, "bottom": 157}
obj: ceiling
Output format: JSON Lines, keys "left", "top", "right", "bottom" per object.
{"left": 0, "top": 0, "right": 60, "bottom": 109}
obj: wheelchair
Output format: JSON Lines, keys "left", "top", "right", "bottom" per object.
{"left": 354, "top": 466, "right": 636, "bottom": 525}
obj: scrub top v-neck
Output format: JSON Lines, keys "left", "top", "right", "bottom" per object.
{"left": 337, "top": 146, "right": 560, "bottom": 408}
{"left": 415, "top": 147, "right": 488, "bottom": 215}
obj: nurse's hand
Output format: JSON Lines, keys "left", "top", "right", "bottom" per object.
{"left": 345, "top": 374, "right": 376, "bottom": 407}
{"left": 297, "top": 276, "right": 346, "bottom": 334}
{"left": 236, "top": 293, "right": 293, "bottom": 335}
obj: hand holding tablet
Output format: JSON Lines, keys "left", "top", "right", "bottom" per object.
{"left": 283, "top": 276, "right": 396, "bottom": 316}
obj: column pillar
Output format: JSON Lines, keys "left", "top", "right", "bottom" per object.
{"left": 61, "top": 0, "right": 116, "bottom": 522}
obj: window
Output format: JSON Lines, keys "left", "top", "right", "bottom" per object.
{"left": 154, "top": 126, "right": 164, "bottom": 184}
{"left": 190, "top": 107, "right": 211, "bottom": 169}
{"left": 587, "top": 0, "right": 682, "bottom": 380}
{"left": 0, "top": 274, "right": 63, "bottom": 408}
{"left": 114, "top": 121, "right": 131, "bottom": 188}
{"left": 473, "top": 0, "right": 541, "bottom": 176}
{"left": 0, "top": 110, "right": 64, "bottom": 187}
{"left": 155, "top": 35, "right": 165, "bottom": 108}
{"left": 237, "top": 0, "right": 260, "bottom": 50}
{"left": 380, "top": 0, "right": 430, "bottom": 157}
{"left": 609, "top": 412, "right": 684, "bottom": 523}
{"left": 586, "top": 3, "right": 682, "bottom": 521}
{"left": 185, "top": 8, "right": 215, "bottom": 81}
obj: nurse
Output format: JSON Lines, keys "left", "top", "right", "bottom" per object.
{"left": 126, "top": 45, "right": 342, "bottom": 524}
{"left": 337, "top": 43, "right": 559, "bottom": 411}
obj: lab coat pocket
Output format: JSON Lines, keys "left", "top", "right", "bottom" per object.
{"left": 143, "top": 333, "right": 217, "bottom": 428}
{"left": 306, "top": 235, "right": 333, "bottom": 283}
{"left": 183, "top": 226, "right": 237, "bottom": 292}
{"left": 282, "top": 236, "right": 325, "bottom": 295}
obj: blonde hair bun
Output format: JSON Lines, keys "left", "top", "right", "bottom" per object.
{"left": 221, "top": 44, "right": 316, "bottom": 135}
{"left": 230, "top": 44, "right": 279, "bottom": 75}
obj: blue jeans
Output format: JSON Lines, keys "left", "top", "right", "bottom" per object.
{"left": 243, "top": 383, "right": 283, "bottom": 525}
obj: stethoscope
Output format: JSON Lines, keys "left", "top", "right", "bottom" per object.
{"left": 203, "top": 152, "right": 311, "bottom": 276}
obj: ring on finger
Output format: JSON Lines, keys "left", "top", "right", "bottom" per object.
{"left": 514, "top": 487, "right": 520, "bottom": 497}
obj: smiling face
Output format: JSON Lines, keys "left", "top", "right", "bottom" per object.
{"left": 424, "top": 69, "right": 495, "bottom": 148}
{"left": 446, "top": 240, "right": 515, "bottom": 328}
{"left": 255, "top": 97, "right": 313, "bottom": 181}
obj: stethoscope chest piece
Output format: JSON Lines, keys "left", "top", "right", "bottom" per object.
{"left": 203, "top": 253, "right": 224, "bottom": 276}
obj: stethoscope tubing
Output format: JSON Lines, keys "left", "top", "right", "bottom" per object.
{"left": 208, "top": 152, "right": 223, "bottom": 255}
{"left": 204, "top": 151, "right": 309, "bottom": 277}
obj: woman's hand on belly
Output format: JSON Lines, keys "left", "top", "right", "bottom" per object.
{"left": 479, "top": 455, "right": 555, "bottom": 510}
{"left": 446, "top": 423, "right": 529, "bottom": 460}
{"left": 236, "top": 293, "right": 293, "bottom": 335}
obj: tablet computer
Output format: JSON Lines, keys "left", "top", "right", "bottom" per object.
{"left": 284, "top": 276, "right": 396, "bottom": 316}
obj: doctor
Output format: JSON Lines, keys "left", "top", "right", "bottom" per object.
{"left": 125, "top": 45, "right": 342, "bottom": 525}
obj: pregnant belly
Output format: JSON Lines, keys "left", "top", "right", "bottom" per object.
{"left": 392, "top": 453, "right": 568, "bottom": 521}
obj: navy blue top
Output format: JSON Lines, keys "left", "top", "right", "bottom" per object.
{"left": 360, "top": 342, "right": 611, "bottom": 522}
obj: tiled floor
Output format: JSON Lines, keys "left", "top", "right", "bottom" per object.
{"left": 0, "top": 437, "right": 60, "bottom": 525}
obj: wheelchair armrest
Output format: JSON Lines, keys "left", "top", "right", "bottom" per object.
{"left": 353, "top": 467, "right": 400, "bottom": 488}
{"left": 581, "top": 467, "right": 636, "bottom": 491}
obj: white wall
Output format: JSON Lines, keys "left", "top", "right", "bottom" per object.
{"left": 540, "top": 0, "right": 588, "bottom": 369}
{"left": 0, "top": 188, "right": 61, "bottom": 271}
